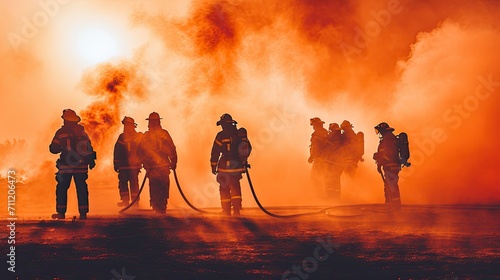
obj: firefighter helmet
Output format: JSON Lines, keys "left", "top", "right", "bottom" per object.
{"left": 146, "top": 112, "right": 162, "bottom": 120}
{"left": 310, "top": 117, "right": 324, "bottom": 126}
{"left": 61, "top": 109, "right": 81, "bottom": 122}
{"left": 341, "top": 120, "right": 352, "bottom": 129}
{"left": 122, "top": 116, "right": 137, "bottom": 127}
{"left": 217, "top": 113, "right": 237, "bottom": 126}
{"left": 329, "top": 123, "right": 341, "bottom": 131}
{"left": 374, "top": 122, "right": 394, "bottom": 132}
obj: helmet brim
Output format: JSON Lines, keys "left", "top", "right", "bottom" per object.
{"left": 374, "top": 126, "right": 395, "bottom": 132}
{"left": 61, "top": 115, "right": 81, "bottom": 122}
{"left": 217, "top": 120, "right": 237, "bottom": 126}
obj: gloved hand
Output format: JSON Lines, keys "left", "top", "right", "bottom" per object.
{"left": 308, "top": 156, "right": 314, "bottom": 164}
{"left": 114, "top": 166, "right": 119, "bottom": 173}
{"left": 377, "top": 164, "right": 382, "bottom": 174}
{"left": 89, "top": 160, "right": 96, "bottom": 170}
{"left": 211, "top": 165, "right": 217, "bottom": 175}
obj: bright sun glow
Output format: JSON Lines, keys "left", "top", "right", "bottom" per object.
{"left": 77, "top": 29, "right": 118, "bottom": 64}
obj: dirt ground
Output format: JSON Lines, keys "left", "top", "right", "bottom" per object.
{"left": 3, "top": 204, "right": 499, "bottom": 280}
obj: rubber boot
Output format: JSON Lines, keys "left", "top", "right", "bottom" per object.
{"left": 391, "top": 197, "right": 401, "bottom": 209}
{"left": 152, "top": 198, "right": 166, "bottom": 214}
{"left": 117, "top": 200, "right": 129, "bottom": 207}
{"left": 161, "top": 199, "right": 167, "bottom": 214}
{"left": 233, "top": 207, "right": 241, "bottom": 216}
{"left": 221, "top": 201, "right": 231, "bottom": 216}
{"left": 232, "top": 201, "right": 242, "bottom": 216}
{"left": 51, "top": 212, "right": 65, "bottom": 219}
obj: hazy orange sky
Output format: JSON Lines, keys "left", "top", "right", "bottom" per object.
{"left": 1, "top": 0, "right": 499, "bottom": 214}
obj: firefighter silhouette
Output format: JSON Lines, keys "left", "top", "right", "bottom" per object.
{"left": 210, "top": 113, "right": 252, "bottom": 216}
{"left": 373, "top": 122, "right": 401, "bottom": 205}
{"left": 136, "top": 112, "right": 177, "bottom": 214}
{"left": 340, "top": 120, "right": 364, "bottom": 176}
{"left": 113, "top": 116, "right": 143, "bottom": 207}
{"left": 322, "top": 123, "right": 345, "bottom": 200}
{"left": 49, "top": 109, "right": 96, "bottom": 220}
{"left": 308, "top": 117, "right": 328, "bottom": 192}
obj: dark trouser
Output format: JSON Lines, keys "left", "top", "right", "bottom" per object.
{"left": 344, "top": 158, "right": 358, "bottom": 177}
{"left": 217, "top": 172, "right": 243, "bottom": 214}
{"left": 148, "top": 167, "right": 170, "bottom": 213}
{"left": 118, "top": 169, "right": 140, "bottom": 202}
{"left": 311, "top": 159, "right": 327, "bottom": 191}
{"left": 324, "top": 162, "right": 344, "bottom": 200}
{"left": 55, "top": 172, "right": 89, "bottom": 214}
{"left": 383, "top": 165, "right": 401, "bottom": 205}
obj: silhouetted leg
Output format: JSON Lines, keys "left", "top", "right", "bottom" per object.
{"left": 74, "top": 173, "right": 89, "bottom": 215}
{"left": 384, "top": 166, "right": 401, "bottom": 205}
{"left": 149, "top": 169, "right": 162, "bottom": 213}
{"left": 55, "top": 172, "right": 72, "bottom": 214}
{"left": 344, "top": 159, "right": 358, "bottom": 177}
{"left": 323, "top": 164, "right": 334, "bottom": 197}
{"left": 148, "top": 168, "right": 169, "bottom": 213}
{"left": 388, "top": 171, "right": 401, "bottom": 205}
{"left": 118, "top": 170, "right": 130, "bottom": 203}
{"left": 160, "top": 167, "right": 170, "bottom": 211}
{"left": 323, "top": 163, "right": 329, "bottom": 192}
{"left": 217, "top": 173, "right": 232, "bottom": 215}
{"left": 331, "top": 166, "right": 343, "bottom": 200}
{"left": 311, "top": 161, "right": 327, "bottom": 192}
{"left": 129, "top": 169, "right": 141, "bottom": 203}
{"left": 148, "top": 169, "right": 157, "bottom": 210}
{"left": 383, "top": 183, "right": 390, "bottom": 204}
{"left": 324, "top": 163, "right": 342, "bottom": 200}
{"left": 229, "top": 174, "right": 243, "bottom": 215}
{"left": 150, "top": 174, "right": 161, "bottom": 212}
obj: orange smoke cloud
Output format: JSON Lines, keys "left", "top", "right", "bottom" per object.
{"left": 132, "top": 0, "right": 243, "bottom": 95}
{"left": 78, "top": 61, "right": 148, "bottom": 150}
{"left": 131, "top": 0, "right": 500, "bottom": 206}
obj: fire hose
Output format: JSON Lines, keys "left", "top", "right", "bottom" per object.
{"left": 244, "top": 165, "right": 327, "bottom": 218}
{"left": 121, "top": 166, "right": 370, "bottom": 217}
{"left": 120, "top": 169, "right": 220, "bottom": 214}
{"left": 173, "top": 165, "right": 327, "bottom": 218}
{"left": 119, "top": 172, "right": 148, "bottom": 214}
{"left": 173, "top": 169, "right": 220, "bottom": 214}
